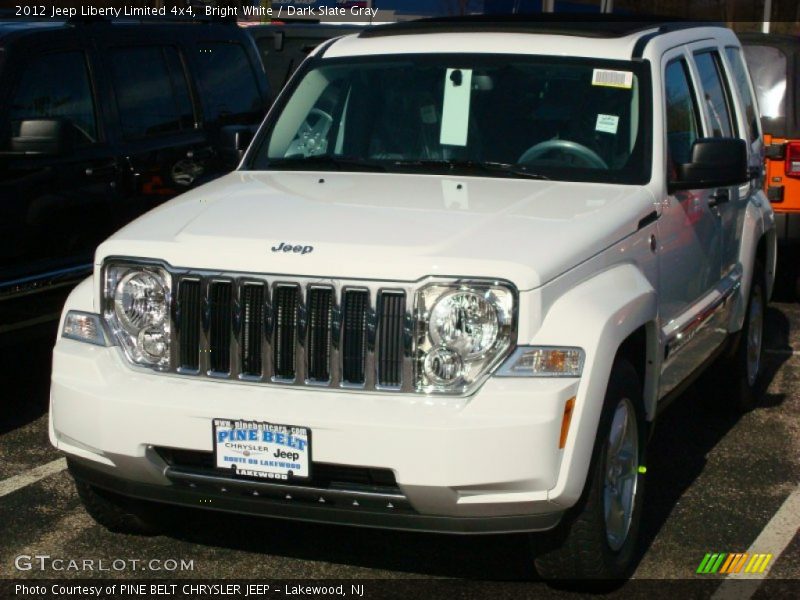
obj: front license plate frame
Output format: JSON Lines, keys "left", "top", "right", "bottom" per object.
{"left": 212, "top": 418, "right": 311, "bottom": 481}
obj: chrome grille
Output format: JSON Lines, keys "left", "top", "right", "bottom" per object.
{"left": 273, "top": 284, "right": 299, "bottom": 380}
{"left": 341, "top": 289, "right": 368, "bottom": 385}
{"left": 208, "top": 281, "right": 233, "bottom": 374}
{"left": 239, "top": 283, "right": 266, "bottom": 377}
{"left": 171, "top": 274, "right": 413, "bottom": 392}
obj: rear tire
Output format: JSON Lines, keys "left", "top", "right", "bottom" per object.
{"left": 533, "top": 358, "right": 646, "bottom": 581}
{"left": 722, "top": 260, "right": 766, "bottom": 412}
{"left": 73, "top": 476, "right": 163, "bottom": 535}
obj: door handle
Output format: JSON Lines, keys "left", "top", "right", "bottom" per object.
{"left": 708, "top": 189, "right": 729, "bottom": 209}
{"left": 85, "top": 163, "right": 119, "bottom": 178}
{"left": 187, "top": 146, "right": 214, "bottom": 160}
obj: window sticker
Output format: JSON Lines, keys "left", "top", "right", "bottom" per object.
{"left": 592, "top": 69, "right": 633, "bottom": 89}
{"left": 440, "top": 68, "right": 473, "bottom": 146}
{"left": 595, "top": 113, "right": 620, "bottom": 134}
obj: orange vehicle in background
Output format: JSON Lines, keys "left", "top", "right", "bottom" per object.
{"left": 740, "top": 33, "right": 799, "bottom": 243}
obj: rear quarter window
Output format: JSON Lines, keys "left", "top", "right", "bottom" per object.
{"left": 742, "top": 44, "right": 787, "bottom": 119}
{"left": 195, "top": 42, "right": 263, "bottom": 123}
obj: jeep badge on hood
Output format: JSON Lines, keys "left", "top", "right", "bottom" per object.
{"left": 271, "top": 242, "right": 314, "bottom": 255}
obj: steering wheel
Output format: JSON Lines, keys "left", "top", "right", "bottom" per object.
{"left": 518, "top": 139, "right": 609, "bottom": 170}
{"left": 285, "top": 108, "right": 334, "bottom": 157}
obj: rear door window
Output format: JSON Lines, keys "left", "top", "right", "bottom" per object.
{"left": 665, "top": 59, "right": 701, "bottom": 165}
{"left": 196, "top": 42, "right": 262, "bottom": 121}
{"left": 693, "top": 50, "right": 736, "bottom": 138}
{"left": 110, "top": 46, "right": 194, "bottom": 139}
{"left": 725, "top": 47, "right": 760, "bottom": 145}
{"left": 9, "top": 51, "right": 97, "bottom": 146}
{"left": 742, "top": 45, "right": 787, "bottom": 119}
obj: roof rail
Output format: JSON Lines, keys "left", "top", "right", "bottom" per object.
{"left": 630, "top": 20, "right": 725, "bottom": 58}
{"left": 359, "top": 13, "right": 723, "bottom": 39}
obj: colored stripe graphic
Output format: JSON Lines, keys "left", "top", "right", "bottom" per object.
{"left": 733, "top": 553, "right": 749, "bottom": 573}
{"left": 745, "top": 554, "right": 773, "bottom": 573}
{"left": 697, "top": 554, "right": 714, "bottom": 573}
{"left": 720, "top": 554, "right": 736, "bottom": 574}
{"left": 698, "top": 553, "right": 727, "bottom": 573}
{"left": 719, "top": 553, "right": 749, "bottom": 574}
{"left": 698, "top": 553, "right": 772, "bottom": 574}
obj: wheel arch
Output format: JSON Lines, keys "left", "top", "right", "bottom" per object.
{"left": 732, "top": 198, "right": 776, "bottom": 331}
{"left": 529, "top": 263, "right": 657, "bottom": 508}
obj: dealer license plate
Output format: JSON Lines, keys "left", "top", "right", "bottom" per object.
{"left": 212, "top": 418, "right": 310, "bottom": 480}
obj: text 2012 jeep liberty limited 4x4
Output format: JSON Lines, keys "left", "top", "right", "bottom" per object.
{"left": 50, "top": 18, "right": 777, "bottom": 579}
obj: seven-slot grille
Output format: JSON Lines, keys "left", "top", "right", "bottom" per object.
{"left": 172, "top": 275, "right": 411, "bottom": 391}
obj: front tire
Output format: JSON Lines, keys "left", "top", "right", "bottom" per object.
{"left": 713, "top": 260, "right": 767, "bottom": 413}
{"left": 533, "top": 359, "right": 646, "bottom": 580}
{"left": 732, "top": 260, "right": 766, "bottom": 412}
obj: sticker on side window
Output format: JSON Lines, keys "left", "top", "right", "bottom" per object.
{"left": 592, "top": 69, "right": 633, "bottom": 89}
{"left": 595, "top": 114, "right": 619, "bottom": 134}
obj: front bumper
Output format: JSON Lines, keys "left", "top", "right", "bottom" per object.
{"left": 67, "top": 458, "right": 563, "bottom": 534}
{"left": 51, "top": 337, "right": 578, "bottom": 534}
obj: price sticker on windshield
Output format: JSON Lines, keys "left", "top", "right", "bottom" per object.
{"left": 592, "top": 69, "right": 634, "bottom": 89}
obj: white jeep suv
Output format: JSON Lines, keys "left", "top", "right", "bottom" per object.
{"left": 50, "top": 18, "right": 777, "bottom": 579}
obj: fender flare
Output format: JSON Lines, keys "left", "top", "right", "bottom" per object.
{"left": 730, "top": 196, "right": 776, "bottom": 332}
{"left": 528, "top": 263, "right": 657, "bottom": 508}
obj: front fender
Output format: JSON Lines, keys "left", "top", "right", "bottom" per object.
{"left": 529, "top": 263, "right": 656, "bottom": 508}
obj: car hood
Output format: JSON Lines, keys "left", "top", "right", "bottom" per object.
{"left": 97, "top": 171, "right": 656, "bottom": 290}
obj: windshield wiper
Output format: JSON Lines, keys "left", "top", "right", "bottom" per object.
{"left": 480, "top": 161, "right": 550, "bottom": 180}
{"left": 267, "top": 155, "right": 387, "bottom": 173}
{"left": 389, "top": 159, "right": 549, "bottom": 180}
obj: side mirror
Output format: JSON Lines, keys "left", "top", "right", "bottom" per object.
{"left": 11, "top": 119, "right": 73, "bottom": 155}
{"left": 219, "top": 125, "right": 255, "bottom": 164}
{"left": 669, "top": 137, "right": 748, "bottom": 193}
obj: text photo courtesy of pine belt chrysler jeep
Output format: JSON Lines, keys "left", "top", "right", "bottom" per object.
{"left": 50, "top": 18, "right": 776, "bottom": 580}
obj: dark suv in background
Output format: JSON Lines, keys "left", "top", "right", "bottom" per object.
{"left": 0, "top": 17, "right": 271, "bottom": 339}
{"left": 245, "top": 22, "right": 362, "bottom": 93}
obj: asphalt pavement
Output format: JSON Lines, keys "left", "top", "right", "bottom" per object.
{"left": 0, "top": 266, "right": 798, "bottom": 598}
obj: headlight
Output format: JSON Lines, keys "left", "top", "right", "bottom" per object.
{"left": 416, "top": 282, "right": 515, "bottom": 394}
{"left": 104, "top": 263, "right": 171, "bottom": 369}
{"left": 429, "top": 291, "right": 499, "bottom": 358}
{"left": 114, "top": 271, "right": 168, "bottom": 334}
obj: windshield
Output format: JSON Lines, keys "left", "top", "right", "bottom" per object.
{"left": 248, "top": 54, "right": 651, "bottom": 184}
